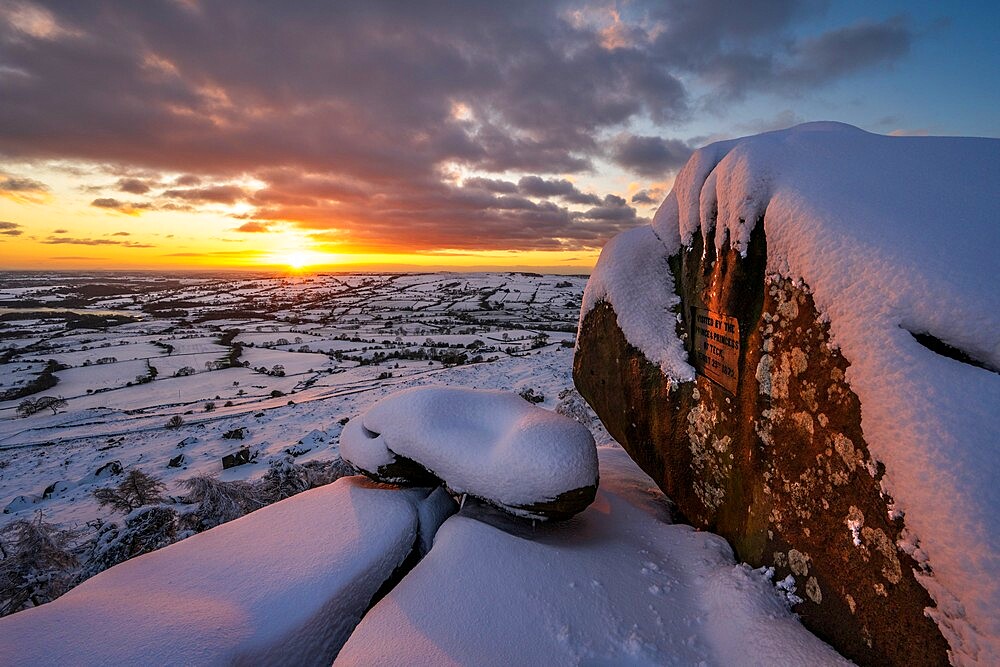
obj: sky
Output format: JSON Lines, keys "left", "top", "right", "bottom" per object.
{"left": 0, "top": 0, "right": 997, "bottom": 273}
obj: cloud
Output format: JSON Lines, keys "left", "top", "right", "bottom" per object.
{"left": 91, "top": 197, "right": 152, "bottom": 215}
{"left": 787, "top": 17, "right": 911, "bottom": 84}
{"left": 0, "top": 173, "right": 49, "bottom": 203}
{"left": 111, "top": 231, "right": 131, "bottom": 236}
{"left": 233, "top": 221, "right": 271, "bottom": 233}
{"left": 0, "top": 221, "right": 23, "bottom": 236}
{"left": 42, "top": 235, "right": 155, "bottom": 248}
{"left": 0, "top": 2, "right": 919, "bottom": 252}
{"left": 462, "top": 177, "right": 518, "bottom": 194}
{"left": 687, "top": 15, "right": 914, "bottom": 99}
{"left": 52, "top": 228, "right": 67, "bottom": 233}
{"left": 630, "top": 190, "right": 657, "bottom": 205}
{"left": 161, "top": 185, "right": 247, "bottom": 205}
{"left": 173, "top": 174, "right": 202, "bottom": 186}
{"left": 517, "top": 176, "right": 602, "bottom": 205}
{"left": 117, "top": 177, "right": 152, "bottom": 194}
{"left": 610, "top": 134, "right": 693, "bottom": 177}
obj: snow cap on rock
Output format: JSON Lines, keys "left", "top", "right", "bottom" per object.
{"left": 341, "top": 386, "right": 599, "bottom": 520}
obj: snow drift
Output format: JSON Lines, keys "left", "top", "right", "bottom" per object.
{"left": 336, "top": 447, "right": 848, "bottom": 666}
{"left": 0, "top": 476, "right": 448, "bottom": 666}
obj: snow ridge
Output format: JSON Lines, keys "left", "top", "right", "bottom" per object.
{"left": 580, "top": 225, "right": 695, "bottom": 383}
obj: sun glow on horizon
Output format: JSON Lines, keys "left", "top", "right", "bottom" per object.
{"left": 267, "top": 248, "right": 335, "bottom": 271}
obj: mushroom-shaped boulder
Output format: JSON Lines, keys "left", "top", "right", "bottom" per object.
{"left": 341, "top": 387, "right": 598, "bottom": 520}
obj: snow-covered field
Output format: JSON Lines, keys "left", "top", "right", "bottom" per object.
{"left": 0, "top": 272, "right": 586, "bottom": 530}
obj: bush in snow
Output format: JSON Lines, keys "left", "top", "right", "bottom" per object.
{"left": 258, "top": 457, "right": 311, "bottom": 502}
{"left": 0, "top": 513, "right": 78, "bottom": 617}
{"left": 179, "top": 475, "right": 263, "bottom": 529}
{"left": 258, "top": 457, "right": 356, "bottom": 503}
{"left": 301, "top": 457, "right": 356, "bottom": 487}
{"left": 77, "top": 506, "right": 182, "bottom": 580}
{"left": 165, "top": 415, "right": 184, "bottom": 429}
{"left": 518, "top": 387, "right": 544, "bottom": 404}
{"left": 93, "top": 469, "right": 166, "bottom": 514}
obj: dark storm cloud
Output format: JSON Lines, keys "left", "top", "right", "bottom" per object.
{"left": 610, "top": 135, "right": 693, "bottom": 177}
{"left": 0, "top": 1, "right": 917, "bottom": 251}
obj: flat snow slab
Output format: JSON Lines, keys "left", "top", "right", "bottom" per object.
{"left": 336, "top": 447, "right": 848, "bottom": 666}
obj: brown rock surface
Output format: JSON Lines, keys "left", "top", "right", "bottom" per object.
{"left": 574, "top": 224, "right": 950, "bottom": 666}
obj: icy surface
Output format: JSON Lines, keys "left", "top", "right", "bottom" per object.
{"left": 341, "top": 386, "right": 598, "bottom": 511}
{"left": 581, "top": 225, "right": 695, "bottom": 382}
{"left": 0, "top": 476, "right": 430, "bottom": 666}
{"left": 336, "top": 447, "right": 848, "bottom": 666}
{"left": 625, "top": 121, "right": 1000, "bottom": 663}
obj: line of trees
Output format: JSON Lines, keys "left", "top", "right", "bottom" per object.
{"left": 16, "top": 396, "right": 67, "bottom": 418}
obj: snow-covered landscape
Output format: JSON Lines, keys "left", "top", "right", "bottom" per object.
{"left": 2, "top": 2, "right": 998, "bottom": 662}
{"left": 0, "top": 272, "right": 585, "bottom": 529}
{"left": 0, "top": 269, "right": 848, "bottom": 664}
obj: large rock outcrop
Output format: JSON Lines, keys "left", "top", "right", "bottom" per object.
{"left": 574, "top": 123, "right": 1000, "bottom": 666}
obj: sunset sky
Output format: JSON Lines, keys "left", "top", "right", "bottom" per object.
{"left": 1, "top": 0, "right": 997, "bottom": 272}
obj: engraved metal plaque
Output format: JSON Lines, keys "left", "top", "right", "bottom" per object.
{"left": 692, "top": 307, "right": 740, "bottom": 394}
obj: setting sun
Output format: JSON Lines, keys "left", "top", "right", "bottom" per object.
{"left": 269, "top": 249, "right": 331, "bottom": 270}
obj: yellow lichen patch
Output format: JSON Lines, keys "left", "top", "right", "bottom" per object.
{"left": 806, "top": 576, "right": 823, "bottom": 604}
{"left": 788, "top": 548, "right": 811, "bottom": 576}
{"left": 833, "top": 433, "right": 858, "bottom": 472}
{"left": 862, "top": 526, "right": 902, "bottom": 584}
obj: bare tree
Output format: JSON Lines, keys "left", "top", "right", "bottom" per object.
{"left": 78, "top": 507, "right": 180, "bottom": 580}
{"left": 93, "top": 469, "right": 166, "bottom": 514}
{"left": 36, "top": 396, "right": 68, "bottom": 415}
{"left": 15, "top": 396, "right": 67, "bottom": 418}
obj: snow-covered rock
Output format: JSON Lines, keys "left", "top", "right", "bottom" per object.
{"left": 576, "top": 122, "right": 1000, "bottom": 665}
{"left": 336, "top": 447, "right": 848, "bottom": 666}
{"left": 0, "top": 476, "right": 440, "bottom": 666}
{"left": 341, "top": 386, "right": 599, "bottom": 520}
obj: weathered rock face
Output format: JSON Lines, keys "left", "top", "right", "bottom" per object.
{"left": 575, "top": 225, "right": 950, "bottom": 666}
